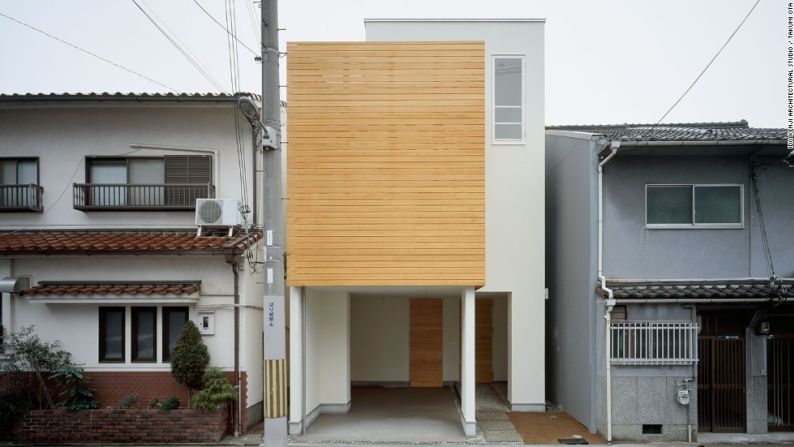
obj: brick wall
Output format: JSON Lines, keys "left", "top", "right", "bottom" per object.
{"left": 14, "top": 408, "right": 226, "bottom": 444}
{"left": 2, "top": 370, "right": 250, "bottom": 436}
{"left": 86, "top": 371, "right": 248, "bottom": 435}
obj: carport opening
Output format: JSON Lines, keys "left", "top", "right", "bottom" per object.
{"left": 300, "top": 294, "right": 509, "bottom": 442}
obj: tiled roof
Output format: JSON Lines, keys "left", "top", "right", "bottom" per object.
{"left": 600, "top": 279, "right": 793, "bottom": 300}
{"left": 547, "top": 120, "right": 786, "bottom": 142}
{"left": 0, "top": 230, "right": 261, "bottom": 256}
{"left": 20, "top": 282, "right": 200, "bottom": 297}
{"left": 0, "top": 92, "right": 260, "bottom": 103}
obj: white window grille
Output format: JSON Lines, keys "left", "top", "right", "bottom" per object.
{"left": 610, "top": 321, "right": 699, "bottom": 366}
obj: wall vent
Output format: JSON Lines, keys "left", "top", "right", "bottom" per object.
{"left": 642, "top": 424, "right": 662, "bottom": 435}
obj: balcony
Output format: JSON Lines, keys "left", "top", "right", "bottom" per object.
{"left": 73, "top": 183, "right": 215, "bottom": 211}
{"left": 0, "top": 184, "right": 44, "bottom": 212}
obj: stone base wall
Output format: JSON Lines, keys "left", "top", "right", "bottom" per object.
{"left": 14, "top": 408, "right": 227, "bottom": 444}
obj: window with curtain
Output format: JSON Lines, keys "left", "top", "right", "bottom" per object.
{"left": 99, "top": 307, "right": 125, "bottom": 362}
{"left": 162, "top": 307, "right": 189, "bottom": 362}
{"left": 132, "top": 307, "right": 157, "bottom": 362}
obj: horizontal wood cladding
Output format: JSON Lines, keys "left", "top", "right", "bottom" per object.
{"left": 286, "top": 41, "right": 485, "bottom": 287}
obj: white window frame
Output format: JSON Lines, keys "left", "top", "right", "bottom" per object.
{"left": 645, "top": 183, "right": 744, "bottom": 229}
{"left": 491, "top": 54, "right": 525, "bottom": 145}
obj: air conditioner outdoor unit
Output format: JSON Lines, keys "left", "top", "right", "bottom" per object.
{"left": 195, "top": 198, "right": 243, "bottom": 227}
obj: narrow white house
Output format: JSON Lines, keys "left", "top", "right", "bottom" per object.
{"left": 285, "top": 19, "right": 545, "bottom": 440}
{"left": 0, "top": 92, "right": 265, "bottom": 435}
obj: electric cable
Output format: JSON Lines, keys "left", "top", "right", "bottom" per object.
{"left": 0, "top": 11, "right": 178, "bottom": 92}
{"left": 130, "top": 0, "right": 227, "bottom": 92}
{"left": 192, "top": 0, "right": 259, "bottom": 57}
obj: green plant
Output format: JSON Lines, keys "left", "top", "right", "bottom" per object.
{"left": 120, "top": 393, "right": 139, "bottom": 409}
{"left": 148, "top": 397, "right": 160, "bottom": 409}
{"left": 170, "top": 321, "right": 209, "bottom": 397}
{"left": 50, "top": 365, "right": 98, "bottom": 410}
{"left": 160, "top": 396, "right": 180, "bottom": 411}
{"left": 0, "top": 389, "right": 37, "bottom": 438}
{"left": 192, "top": 368, "right": 237, "bottom": 411}
{"left": 0, "top": 326, "right": 72, "bottom": 409}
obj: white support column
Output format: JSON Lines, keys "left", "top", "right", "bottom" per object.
{"left": 288, "top": 286, "right": 304, "bottom": 435}
{"left": 460, "top": 287, "right": 476, "bottom": 437}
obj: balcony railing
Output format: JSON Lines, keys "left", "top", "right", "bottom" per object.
{"left": 73, "top": 183, "right": 215, "bottom": 211}
{"left": 0, "top": 184, "right": 44, "bottom": 212}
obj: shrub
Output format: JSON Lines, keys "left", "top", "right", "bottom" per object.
{"left": 148, "top": 397, "right": 160, "bottom": 409}
{"left": 0, "top": 389, "right": 37, "bottom": 439}
{"left": 170, "top": 321, "right": 209, "bottom": 394}
{"left": 0, "top": 326, "right": 72, "bottom": 409}
{"left": 160, "top": 396, "right": 180, "bottom": 411}
{"left": 192, "top": 368, "right": 237, "bottom": 411}
{"left": 120, "top": 393, "right": 139, "bottom": 409}
{"left": 51, "top": 365, "right": 98, "bottom": 410}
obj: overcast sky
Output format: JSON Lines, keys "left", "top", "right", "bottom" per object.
{"left": 0, "top": 0, "right": 783, "bottom": 127}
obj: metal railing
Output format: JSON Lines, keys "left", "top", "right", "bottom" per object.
{"left": 610, "top": 321, "right": 699, "bottom": 366}
{"left": 73, "top": 183, "right": 215, "bottom": 211}
{"left": 0, "top": 184, "right": 44, "bottom": 212}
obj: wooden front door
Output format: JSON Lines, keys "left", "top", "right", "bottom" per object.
{"left": 476, "top": 299, "right": 493, "bottom": 383}
{"left": 769, "top": 335, "right": 794, "bottom": 431}
{"left": 410, "top": 299, "right": 443, "bottom": 387}
{"left": 698, "top": 336, "right": 747, "bottom": 432}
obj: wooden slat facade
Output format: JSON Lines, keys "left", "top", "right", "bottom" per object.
{"left": 286, "top": 42, "right": 485, "bottom": 286}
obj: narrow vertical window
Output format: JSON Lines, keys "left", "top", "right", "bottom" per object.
{"left": 132, "top": 307, "right": 157, "bottom": 362}
{"left": 493, "top": 56, "right": 524, "bottom": 142}
{"left": 99, "top": 307, "right": 125, "bottom": 362}
{"left": 162, "top": 307, "right": 189, "bottom": 362}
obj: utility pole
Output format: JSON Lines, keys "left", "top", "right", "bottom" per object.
{"left": 260, "top": 0, "right": 286, "bottom": 445}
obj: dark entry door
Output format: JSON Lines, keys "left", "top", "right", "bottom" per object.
{"left": 769, "top": 336, "right": 793, "bottom": 431}
{"left": 698, "top": 336, "right": 746, "bottom": 432}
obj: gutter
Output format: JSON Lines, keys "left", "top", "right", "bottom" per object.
{"left": 610, "top": 297, "right": 794, "bottom": 304}
{"left": 597, "top": 140, "right": 619, "bottom": 444}
{"left": 612, "top": 139, "right": 786, "bottom": 147}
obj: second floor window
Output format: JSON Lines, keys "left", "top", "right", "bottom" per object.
{"left": 646, "top": 184, "right": 743, "bottom": 228}
{"left": 77, "top": 155, "right": 213, "bottom": 209}
{"left": 0, "top": 158, "right": 42, "bottom": 211}
{"left": 493, "top": 56, "right": 524, "bottom": 143}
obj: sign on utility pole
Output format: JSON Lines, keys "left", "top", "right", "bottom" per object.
{"left": 261, "top": 0, "right": 286, "bottom": 446}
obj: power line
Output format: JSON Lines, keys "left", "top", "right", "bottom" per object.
{"left": 0, "top": 10, "right": 178, "bottom": 92}
{"left": 653, "top": 0, "right": 761, "bottom": 126}
{"left": 242, "top": 0, "right": 262, "bottom": 48}
{"left": 192, "top": 0, "right": 259, "bottom": 57}
{"left": 130, "top": 0, "right": 228, "bottom": 92}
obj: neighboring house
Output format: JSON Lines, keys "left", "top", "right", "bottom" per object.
{"left": 545, "top": 121, "right": 793, "bottom": 441}
{"left": 0, "top": 92, "right": 265, "bottom": 435}
{"left": 285, "top": 19, "right": 545, "bottom": 438}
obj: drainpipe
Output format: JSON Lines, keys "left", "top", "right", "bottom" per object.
{"left": 225, "top": 252, "right": 242, "bottom": 437}
{"left": 598, "top": 140, "right": 619, "bottom": 443}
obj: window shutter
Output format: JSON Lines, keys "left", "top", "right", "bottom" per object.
{"left": 164, "top": 155, "right": 213, "bottom": 206}
{"left": 164, "top": 155, "right": 212, "bottom": 184}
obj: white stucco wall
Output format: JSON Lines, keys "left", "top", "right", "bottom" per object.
{"left": 350, "top": 296, "right": 409, "bottom": 382}
{"left": 366, "top": 19, "right": 546, "bottom": 408}
{"left": 239, "top": 252, "right": 265, "bottom": 411}
{"left": 8, "top": 256, "right": 237, "bottom": 370}
{"left": 0, "top": 103, "right": 255, "bottom": 230}
{"left": 305, "top": 288, "right": 350, "bottom": 413}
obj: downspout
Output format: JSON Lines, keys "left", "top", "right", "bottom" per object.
{"left": 225, "top": 252, "right": 242, "bottom": 437}
{"left": 598, "top": 140, "right": 619, "bottom": 443}
{"left": 251, "top": 127, "right": 259, "bottom": 228}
